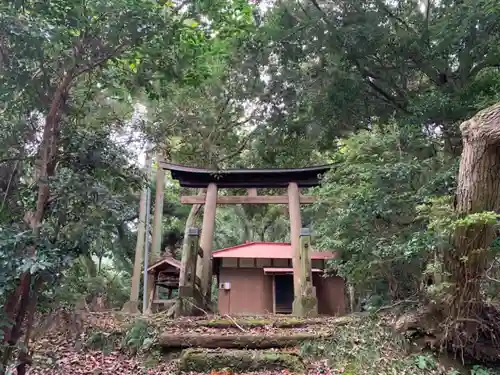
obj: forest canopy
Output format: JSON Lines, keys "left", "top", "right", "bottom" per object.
{"left": 1, "top": 0, "right": 500, "bottom": 372}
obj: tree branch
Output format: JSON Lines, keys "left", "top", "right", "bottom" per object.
{"left": 468, "top": 57, "right": 500, "bottom": 79}
{"left": 352, "top": 59, "right": 410, "bottom": 113}
{"left": 74, "top": 43, "right": 129, "bottom": 78}
{"left": 0, "top": 157, "right": 24, "bottom": 164}
{"left": 216, "top": 123, "right": 263, "bottom": 165}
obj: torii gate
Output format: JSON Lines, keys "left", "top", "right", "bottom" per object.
{"left": 160, "top": 162, "right": 333, "bottom": 317}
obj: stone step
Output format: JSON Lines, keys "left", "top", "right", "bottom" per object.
{"left": 158, "top": 332, "right": 325, "bottom": 349}
{"left": 178, "top": 348, "right": 306, "bottom": 373}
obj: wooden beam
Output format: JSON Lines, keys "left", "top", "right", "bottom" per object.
{"left": 156, "top": 281, "right": 178, "bottom": 288}
{"left": 248, "top": 188, "right": 257, "bottom": 196}
{"left": 180, "top": 195, "right": 316, "bottom": 205}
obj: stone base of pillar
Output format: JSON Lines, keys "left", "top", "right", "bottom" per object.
{"left": 292, "top": 286, "right": 318, "bottom": 317}
{"left": 121, "top": 300, "right": 140, "bottom": 314}
{"left": 175, "top": 286, "right": 205, "bottom": 317}
{"left": 175, "top": 297, "right": 197, "bottom": 317}
{"left": 175, "top": 296, "right": 206, "bottom": 317}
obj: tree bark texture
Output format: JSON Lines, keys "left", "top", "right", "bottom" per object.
{"left": 448, "top": 103, "right": 500, "bottom": 304}
{"left": 179, "top": 189, "right": 204, "bottom": 288}
{"left": 150, "top": 157, "right": 165, "bottom": 262}
{"left": 443, "top": 102, "right": 500, "bottom": 362}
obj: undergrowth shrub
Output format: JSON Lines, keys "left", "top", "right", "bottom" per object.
{"left": 121, "top": 318, "right": 157, "bottom": 355}
{"left": 84, "top": 317, "right": 158, "bottom": 356}
{"left": 85, "top": 330, "right": 122, "bottom": 353}
{"left": 299, "top": 316, "right": 495, "bottom": 375}
{"left": 40, "top": 260, "right": 130, "bottom": 311}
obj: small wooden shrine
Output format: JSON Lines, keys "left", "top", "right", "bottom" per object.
{"left": 158, "top": 162, "right": 333, "bottom": 317}
{"left": 146, "top": 255, "right": 181, "bottom": 313}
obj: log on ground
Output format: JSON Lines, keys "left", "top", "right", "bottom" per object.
{"left": 158, "top": 333, "right": 325, "bottom": 349}
{"left": 172, "top": 316, "right": 351, "bottom": 329}
{"left": 192, "top": 318, "right": 271, "bottom": 328}
{"left": 178, "top": 348, "right": 306, "bottom": 373}
{"left": 201, "top": 317, "right": 324, "bottom": 329}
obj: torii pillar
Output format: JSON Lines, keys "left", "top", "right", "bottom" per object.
{"left": 288, "top": 183, "right": 302, "bottom": 298}
{"left": 199, "top": 183, "right": 217, "bottom": 304}
{"left": 288, "top": 183, "right": 318, "bottom": 316}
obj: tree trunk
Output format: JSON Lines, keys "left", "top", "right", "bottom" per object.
{"left": 150, "top": 157, "right": 165, "bottom": 262}
{"left": 443, "top": 102, "right": 500, "bottom": 362}
{"left": 179, "top": 189, "right": 204, "bottom": 288}
{"left": 0, "top": 72, "right": 73, "bottom": 375}
{"left": 80, "top": 254, "right": 97, "bottom": 278}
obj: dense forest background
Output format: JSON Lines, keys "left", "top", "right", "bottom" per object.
{"left": 1, "top": 0, "right": 500, "bottom": 372}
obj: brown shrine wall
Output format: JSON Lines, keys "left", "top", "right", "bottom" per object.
{"left": 314, "top": 274, "right": 346, "bottom": 316}
{"left": 217, "top": 268, "right": 274, "bottom": 315}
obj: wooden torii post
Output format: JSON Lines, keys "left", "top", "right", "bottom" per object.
{"left": 160, "top": 162, "right": 333, "bottom": 316}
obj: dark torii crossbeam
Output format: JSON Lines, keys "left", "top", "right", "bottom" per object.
{"left": 160, "top": 162, "right": 333, "bottom": 316}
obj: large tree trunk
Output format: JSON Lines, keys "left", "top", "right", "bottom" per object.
{"left": 179, "top": 189, "right": 204, "bottom": 287}
{"left": 150, "top": 156, "right": 165, "bottom": 261}
{"left": 443, "top": 102, "right": 500, "bottom": 363}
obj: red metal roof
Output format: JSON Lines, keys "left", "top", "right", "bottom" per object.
{"left": 263, "top": 267, "right": 323, "bottom": 274}
{"left": 213, "top": 242, "right": 336, "bottom": 260}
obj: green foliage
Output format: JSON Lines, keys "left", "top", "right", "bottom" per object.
{"left": 121, "top": 318, "right": 157, "bottom": 355}
{"left": 214, "top": 204, "right": 290, "bottom": 249}
{"left": 2, "top": 0, "right": 500, "bottom": 369}
{"left": 471, "top": 365, "right": 500, "bottom": 375}
{"left": 0, "top": 1, "right": 257, "bottom": 370}
{"left": 454, "top": 212, "right": 500, "bottom": 229}
{"left": 313, "top": 127, "right": 456, "bottom": 300}
{"left": 255, "top": 0, "right": 500, "bottom": 150}
{"left": 415, "top": 354, "right": 437, "bottom": 370}
{"left": 84, "top": 317, "right": 158, "bottom": 355}
{"left": 300, "top": 316, "right": 461, "bottom": 374}
{"left": 45, "top": 258, "right": 130, "bottom": 310}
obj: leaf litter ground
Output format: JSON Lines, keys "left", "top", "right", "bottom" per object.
{"left": 24, "top": 311, "right": 477, "bottom": 375}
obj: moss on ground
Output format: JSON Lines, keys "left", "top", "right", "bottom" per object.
{"left": 298, "top": 315, "right": 500, "bottom": 375}
{"left": 84, "top": 329, "right": 124, "bottom": 353}
{"left": 178, "top": 348, "right": 306, "bottom": 373}
{"left": 203, "top": 317, "right": 272, "bottom": 328}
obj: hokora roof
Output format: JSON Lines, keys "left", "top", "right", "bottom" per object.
{"left": 212, "top": 242, "right": 336, "bottom": 260}
{"left": 147, "top": 256, "right": 181, "bottom": 273}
